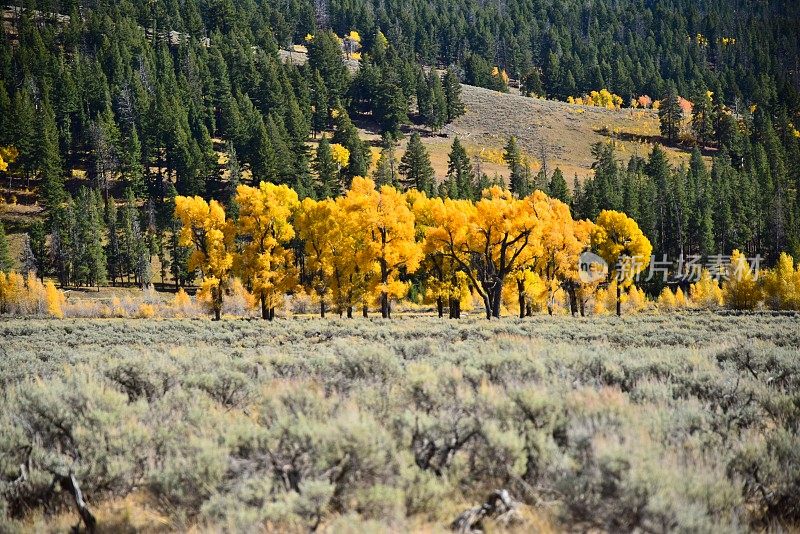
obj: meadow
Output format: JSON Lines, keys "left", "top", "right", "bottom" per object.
{"left": 1, "top": 312, "right": 799, "bottom": 532}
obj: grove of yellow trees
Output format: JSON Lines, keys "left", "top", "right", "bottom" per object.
{"left": 174, "top": 179, "right": 659, "bottom": 320}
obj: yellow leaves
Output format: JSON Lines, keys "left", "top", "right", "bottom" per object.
{"left": 304, "top": 33, "right": 314, "bottom": 42}
{"left": 347, "top": 30, "right": 361, "bottom": 43}
{"left": 174, "top": 196, "right": 234, "bottom": 315}
{"left": 568, "top": 89, "right": 624, "bottom": 109}
{"left": 0, "top": 272, "right": 65, "bottom": 317}
{"left": 491, "top": 66, "right": 509, "bottom": 85}
{"left": 234, "top": 183, "right": 299, "bottom": 307}
{"left": 351, "top": 51, "right": 362, "bottom": 61}
{"left": 591, "top": 210, "right": 652, "bottom": 287}
{"left": 330, "top": 143, "right": 350, "bottom": 168}
{"left": 296, "top": 178, "right": 422, "bottom": 313}
{"left": 0, "top": 146, "right": 18, "bottom": 172}
{"left": 690, "top": 269, "right": 723, "bottom": 309}
{"left": 45, "top": 280, "right": 65, "bottom": 318}
{"left": 761, "top": 252, "right": 800, "bottom": 310}
{"left": 722, "top": 250, "right": 761, "bottom": 310}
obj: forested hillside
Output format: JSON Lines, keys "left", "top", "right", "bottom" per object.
{"left": 0, "top": 0, "right": 799, "bottom": 290}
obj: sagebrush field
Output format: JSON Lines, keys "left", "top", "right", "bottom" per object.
{"left": 1, "top": 313, "right": 798, "bottom": 532}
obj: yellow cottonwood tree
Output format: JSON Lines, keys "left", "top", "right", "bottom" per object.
{"left": 591, "top": 210, "right": 652, "bottom": 316}
{"left": 411, "top": 193, "right": 470, "bottom": 318}
{"left": 427, "top": 187, "right": 540, "bottom": 319}
{"left": 296, "top": 197, "right": 339, "bottom": 316}
{"left": 333, "top": 182, "right": 379, "bottom": 317}
{"left": 175, "top": 196, "right": 234, "bottom": 320}
{"left": 234, "top": 183, "right": 300, "bottom": 320}
{"left": 347, "top": 177, "right": 422, "bottom": 318}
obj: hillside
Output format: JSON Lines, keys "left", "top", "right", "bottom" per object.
{"left": 418, "top": 84, "right": 695, "bottom": 181}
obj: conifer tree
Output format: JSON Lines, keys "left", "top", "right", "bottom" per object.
{"left": 106, "top": 197, "right": 123, "bottom": 285}
{"left": 421, "top": 71, "right": 447, "bottom": 132}
{"left": 315, "top": 138, "right": 340, "bottom": 198}
{"left": 38, "top": 94, "right": 66, "bottom": 214}
{"left": 373, "top": 135, "right": 400, "bottom": 188}
{"left": 548, "top": 168, "right": 571, "bottom": 204}
{"left": 687, "top": 148, "right": 714, "bottom": 257}
{"left": 443, "top": 69, "right": 465, "bottom": 122}
{"left": 415, "top": 68, "right": 433, "bottom": 126}
{"left": 225, "top": 142, "right": 242, "bottom": 219}
{"left": 332, "top": 107, "right": 368, "bottom": 183}
{"left": 691, "top": 90, "right": 714, "bottom": 148}
{"left": 443, "top": 136, "right": 474, "bottom": 199}
{"left": 399, "top": 133, "right": 435, "bottom": 194}
{"left": 29, "top": 220, "right": 48, "bottom": 280}
{"left": 659, "top": 83, "right": 683, "bottom": 144}
{"left": 311, "top": 69, "right": 328, "bottom": 137}
{"left": 503, "top": 136, "right": 526, "bottom": 196}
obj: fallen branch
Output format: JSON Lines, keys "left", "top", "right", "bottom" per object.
{"left": 451, "top": 489, "right": 521, "bottom": 533}
{"left": 56, "top": 472, "right": 96, "bottom": 533}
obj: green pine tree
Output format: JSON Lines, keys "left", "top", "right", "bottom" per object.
{"left": 314, "top": 138, "right": 340, "bottom": 198}
{"left": 443, "top": 69, "right": 465, "bottom": 122}
{"left": 548, "top": 167, "right": 571, "bottom": 204}
{"left": 659, "top": 83, "right": 683, "bottom": 144}
{"left": 399, "top": 133, "right": 435, "bottom": 194}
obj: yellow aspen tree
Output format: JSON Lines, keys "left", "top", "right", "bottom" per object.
{"left": 591, "top": 210, "right": 653, "bottom": 316}
{"left": 330, "top": 143, "right": 350, "bottom": 169}
{"left": 762, "top": 252, "right": 800, "bottom": 310}
{"left": 532, "top": 194, "right": 593, "bottom": 316}
{"left": 411, "top": 193, "right": 470, "bottom": 318}
{"left": 44, "top": 280, "right": 65, "bottom": 318}
{"left": 234, "top": 183, "right": 300, "bottom": 320}
{"left": 334, "top": 184, "right": 379, "bottom": 317}
{"left": 347, "top": 177, "right": 422, "bottom": 318}
{"left": 0, "top": 146, "right": 18, "bottom": 172}
{"left": 174, "top": 196, "right": 234, "bottom": 320}
{"left": 295, "top": 197, "right": 339, "bottom": 317}
{"left": 690, "top": 269, "right": 724, "bottom": 309}
{"left": 722, "top": 250, "right": 761, "bottom": 310}
{"left": 657, "top": 287, "right": 677, "bottom": 310}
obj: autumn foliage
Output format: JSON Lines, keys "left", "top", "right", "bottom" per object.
{"left": 175, "top": 179, "right": 607, "bottom": 319}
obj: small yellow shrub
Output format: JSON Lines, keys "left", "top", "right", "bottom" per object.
{"left": 136, "top": 303, "right": 156, "bottom": 318}
{"left": 44, "top": 281, "right": 65, "bottom": 318}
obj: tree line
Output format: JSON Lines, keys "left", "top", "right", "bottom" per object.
{"left": 174, "top": 178, "right": 652, "bottom": 320}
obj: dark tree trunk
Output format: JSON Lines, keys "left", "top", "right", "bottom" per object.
{"left": 568, "top": 283, "right": 578, "bottom": 316}
{"left": 213, "top": 283, "right": 222, "bottom": 321}
{"left": 381, "top": 292, "right": 390, "bottom": 318}
{"left": 347, "top": 306, "right": 353, "bottom": 318}
{"left": 517, "top": 279, "right": 525, "bottom": 318}
{"left": 362, "top": 304, "right": 368, "bottom": 318}
{"left": 320, "top": 300, "right": 326, "bottom": 318}
{"left": 616, "top": 283, "right": 622, "bottom": 316}
{"left": 491, "top": 285, "right": 502, "bottom": 318}
{"left": 261, "top": 293, "right": 269, "bottom": 320}
{"left": 437, "top": 297, "right": 444, "bottom": 318}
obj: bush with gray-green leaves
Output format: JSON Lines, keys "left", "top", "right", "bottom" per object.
{"left": 0, "top": 313, "right": 798, "bottom": 531}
